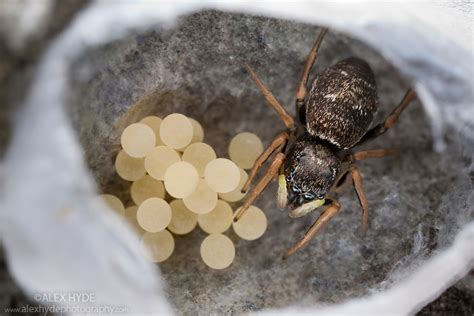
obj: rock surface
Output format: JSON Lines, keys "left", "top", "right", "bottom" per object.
{"left": 65, "top": 10, "right": 473, "bottom": 315}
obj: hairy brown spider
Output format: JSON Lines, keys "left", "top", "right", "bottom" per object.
{"left": 234, "top": 28, "right": 417, "bottom": 259}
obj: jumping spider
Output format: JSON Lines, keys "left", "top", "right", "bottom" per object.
{"left": 234, "top": 28, "right": 417, "bottom": 258}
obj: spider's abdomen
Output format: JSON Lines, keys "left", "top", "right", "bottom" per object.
{"left": 305, "top": 57, "right": 378, "bottom": 149}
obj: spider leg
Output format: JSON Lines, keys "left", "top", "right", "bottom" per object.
{"left": 295, "top": 27, "right": 328, "bottom": 114}
{"left": 234, "top": 153, "right": 285, "bottom": 221}
{"left": 283, "top": 199, "right": 340, "bottom": 259}
{"left": 242, "top": 131, "right": 289, "bottom": 193}
{"left": 350, "top": 165, "right": 369, "bottom": 234}
{"left": 360, "top": 88, "right": 417, "bottom": 143}
{"left": 349, "top": 148, "right": 399, "bottom": 162}
{"left": 245, "top": 64, "right": 295, "bottom": 130}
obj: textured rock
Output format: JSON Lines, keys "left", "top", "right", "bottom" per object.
{"left": 65, "top": 10, "right": 473, "bottom": 315}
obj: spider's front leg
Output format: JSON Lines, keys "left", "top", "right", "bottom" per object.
{"left": 242, "top": 131, "right": 289, "bottom": 194}
{"left": 234, "top": 153, "right": 286, "bottom": 221}
{"left": 284, "top": 198, "right": 341, "bottom": 259}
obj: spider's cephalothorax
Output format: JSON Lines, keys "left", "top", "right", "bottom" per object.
{"left": 283, "top": 133, "right": 341, "bottom": 217}
{"left": 235, "top": 28, "right": 417, "bottom": 258}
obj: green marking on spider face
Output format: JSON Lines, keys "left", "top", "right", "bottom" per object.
{"left": 289, "top": 198, "right": 325, "bottom": 218}
{"left": 312, "top": 198, "right": 326, "bottom": 208}
{"left": 278, "top": 174, "right": 286, "bottom": 187}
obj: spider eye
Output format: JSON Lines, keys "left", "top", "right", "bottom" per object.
{"left": 295, "top": 153, "right": 305, "bottom": 163}
{"left": 292, "top": 186, "right": 301, "bottom": 193}
{"left": 303, "top": 192, "right": 315, "bottom": 200}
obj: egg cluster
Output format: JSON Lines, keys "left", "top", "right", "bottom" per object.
{"left": 98, "top": 113, "right": 268, "bottom": 269}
